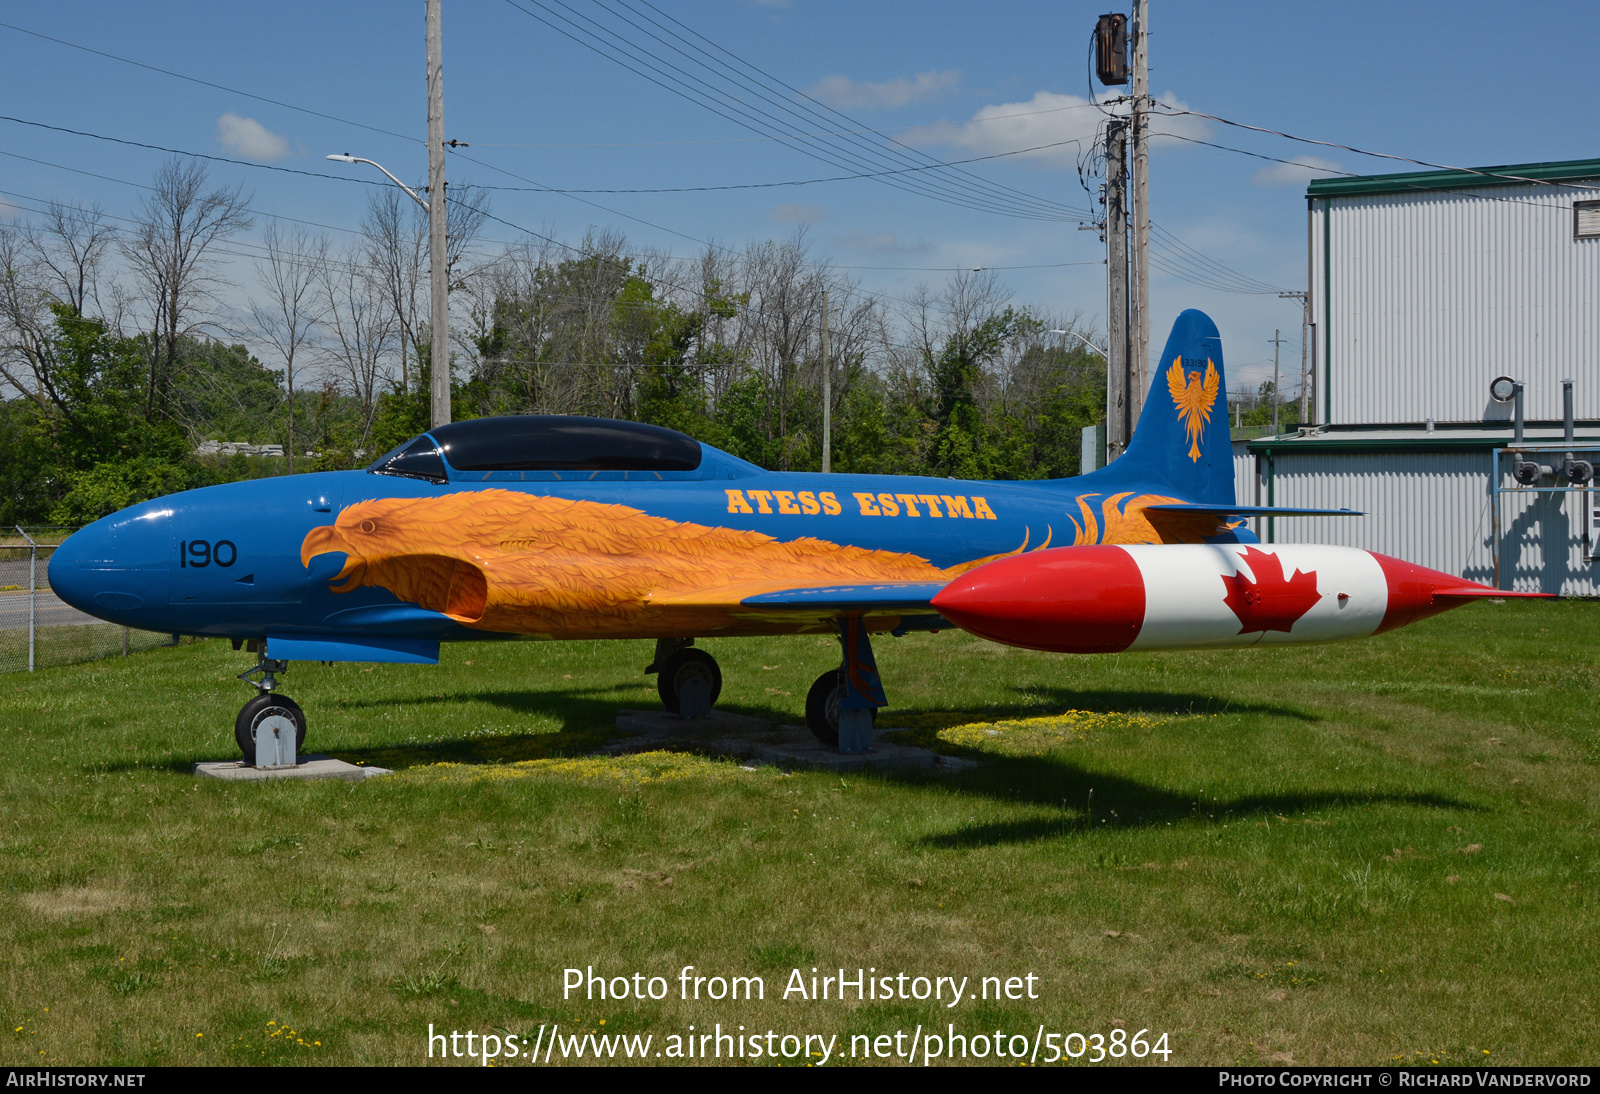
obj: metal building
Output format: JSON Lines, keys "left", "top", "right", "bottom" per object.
{"left": 1242, "top": 159, "right": 1600, "bottom": 594}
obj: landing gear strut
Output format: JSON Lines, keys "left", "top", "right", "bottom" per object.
{"left": 235, "top": 649, "right": 306, "bottom": 765}
{"left": 647, "top": 638, "right": 721, "bottom": 719}
{"left": 803, "top": 618, "right": 885, "bottom": 753}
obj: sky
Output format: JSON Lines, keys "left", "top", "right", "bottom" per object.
{"left": 3, "top": 0, "right": 1596, "bottom": 395}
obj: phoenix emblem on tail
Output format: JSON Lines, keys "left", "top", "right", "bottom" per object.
{"left": 1167, "top": 357, "right": 1220, "bottom": 461}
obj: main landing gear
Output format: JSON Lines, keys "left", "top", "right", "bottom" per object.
{"left": 645, "top": 624, "right": 886, "bottom": 754}
{"left": 803, "top": 617, "right": 885, "bottom": 754}
{"left": 235, "top": 648, "right": 306, "bottom": 765}
{"left": 646, "top": 638, "right": 722, "bottom": 720}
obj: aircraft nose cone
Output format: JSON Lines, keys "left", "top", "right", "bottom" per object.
{"left": 49, "top": 501, "right": 173, "bottom": 622}
{"left": 46, "top": 526, "right": 107, "bottom": 615}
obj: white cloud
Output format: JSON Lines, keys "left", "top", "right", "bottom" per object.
{"left": 0, "top": 194, "right": 19, "bottom": 220}
{"left": 808, "top": 70, "right": 961, "bottom": 111}
{"left": 769, "top": 203, "right": 828, "bottom": 224}
{"left": 834, "top": 229, "right": 933, "bottom": 255}
{"left": 913, "top": 90, "right": 1210, "bottom": 168}
{"left": 216, "top": 113, "right": 291, "bottom": 161}
{"left": 1252, "top": 155, "right": 1344, "bottom": 186}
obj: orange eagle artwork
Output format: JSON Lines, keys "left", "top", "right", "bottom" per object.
{"left": 1166, "top": 357, "right": 1220, "bottom": 462}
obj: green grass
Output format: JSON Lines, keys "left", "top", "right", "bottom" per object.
{"left": 1, "top": 600, "right": 1596, "bottom": 1066}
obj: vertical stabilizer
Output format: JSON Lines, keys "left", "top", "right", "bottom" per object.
{"left": 1104, "top": 308, "right": 1235, "bottom": 505}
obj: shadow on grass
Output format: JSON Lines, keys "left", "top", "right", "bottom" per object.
{"left": 906, "top": 750, "right": 1478, "bottom": 849}
{"left": 321, "top": 690, "right": 800, "bottom": 772}
{"left": 130, "top": 683, "right": 1474, "bottom": 844}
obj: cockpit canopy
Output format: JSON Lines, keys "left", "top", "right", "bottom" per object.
{"left": 367, "top": 415, "right": 703, "bottom": 483}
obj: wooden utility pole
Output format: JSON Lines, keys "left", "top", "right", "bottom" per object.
{"left": 1129, "top": 0, "right": 1150, "bottom": 421}
{"left": 1269, "top": 328, "right": 1287, "bottom": 433}
{"left": 820, "top": 288, "right": 831, "bottom": 473}
{"left": 426, "top": 0, "right": 450, "bottom": 428}
{"left": 1104, "top": 120, "right": 1130, "bottom": 462}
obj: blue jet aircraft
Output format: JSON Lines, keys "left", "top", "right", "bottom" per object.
{"left": 50, "top": 310, "right": 1355, "bottom": 758}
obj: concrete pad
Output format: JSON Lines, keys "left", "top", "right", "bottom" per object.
{"left": 192, "top": 754, "right": 392, "bottom": 783}
{"left": 614, "top": 709, "right": 976, "bottom": 773}
{"left": 616, "top": 708, "right": 776, "bottom": 736}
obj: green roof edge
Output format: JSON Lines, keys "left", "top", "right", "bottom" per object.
{"left": 1307, "top": 158, "right": 1600, "bottom": 199}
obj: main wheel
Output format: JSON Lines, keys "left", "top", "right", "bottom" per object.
{"left": 657, "top": 648, "right": 721, "bottom": 718}
{"left": 804, "top": 668, "right": 875, "bottom": 747}
{"left": 235, "top": 692, "right": 307, "bottom": 765}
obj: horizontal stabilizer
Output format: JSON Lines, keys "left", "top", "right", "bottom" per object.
{"left": 740, "top": 582, "right": 947, "bottom": 612}
{"left": 1145, "top": 504, "right": 1363, "bottom": 517}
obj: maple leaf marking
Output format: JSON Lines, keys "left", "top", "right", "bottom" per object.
{"left": 1220, "top": 547, "right": 1322, "bottom": 634}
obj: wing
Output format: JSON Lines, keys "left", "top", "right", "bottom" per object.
{"left": 1202, "top": 359, "right": 1220, "bottom": 408}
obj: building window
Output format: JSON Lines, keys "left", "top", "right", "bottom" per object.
{"left": 1576, "top": 200, "right": 1600, "bottom": 239}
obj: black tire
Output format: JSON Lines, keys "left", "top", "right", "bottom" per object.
{"left": 656, "top": 648, "right": 721, "bottom": 716}
{"left": 805, "top": 668, "right": 876, "bottom": 747}
{"left": 235, "top": 692, "right": 307, "bottom": 764}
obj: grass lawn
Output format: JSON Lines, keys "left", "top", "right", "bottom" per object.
{"left": 0, "top": 600, "right": 1596, "bottom": 1067}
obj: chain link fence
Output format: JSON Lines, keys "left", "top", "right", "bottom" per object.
{"left": 1, "top": 534, "right": 184, "bottom": 673}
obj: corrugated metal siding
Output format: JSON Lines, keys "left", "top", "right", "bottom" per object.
{"left": 1263, "top": 450, "right": 1597, "bottom": 595}
{"left": 1310, "top": 183, "right": 1600, "bottom": 425}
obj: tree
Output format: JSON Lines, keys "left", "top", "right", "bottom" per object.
{"left": 318, "top": 249, "right": 395, "bottom": 460}
{"left": 121, "top": 157, "right": 251, "bottom": 421}
{"left": 250, "top": 224, "right": 327, "bottom": 471}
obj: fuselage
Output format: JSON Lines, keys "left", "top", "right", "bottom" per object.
{"left": 46, "top": 448, "right": 1241, "bottom": 643}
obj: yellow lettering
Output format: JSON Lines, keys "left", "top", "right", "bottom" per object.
{"left": 746, "top": 490, "right": 775, "bottom": 514}
{"left": 774, "top": 490, "right": 801, "bottom": 515}
{"left": 894, "top": 493, "right": 922, "bottom": 517}
{"left": 941, "top": 495, "right": 974, "bottom": 519}
{"left": 798, "top": 491, "right": 821, "bottom": 515}
{"left": 876, "top": 493, "right": 900, "bottom": 517}
{"left": 820, "top": 492, "right": 842, "bottom": 515}
{"left": 972, "top": 496, "right": 997, "bottom": 520}
{"left": 918, "top": 494, "right": 945, "bottom": 518}
{"left": 853, "top": 492, "right": 882, "bottom": 516}
{"left": 725, "top": 489, "right": 754, "bottom": 514}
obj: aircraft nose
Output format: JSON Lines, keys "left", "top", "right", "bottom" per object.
{"left": 49, "top": 501, "right": 172, "bottom": 622}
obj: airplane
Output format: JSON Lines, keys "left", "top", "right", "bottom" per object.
{"left": 47, "top": 309, "right": 1542, "bottom": 761}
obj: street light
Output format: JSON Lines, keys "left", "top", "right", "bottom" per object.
{"left": 324, "top": 154, "right": 428, "bottom": 211}
{"left": 1049, "top": 328, "right": 1107, "bottom": 358}
{"left": 326, "top": 151, "right": 448, "bottom": 428}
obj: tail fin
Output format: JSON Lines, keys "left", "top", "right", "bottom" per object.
{"left": 1104, "top": 308, "right": 1235, "bottom": 505}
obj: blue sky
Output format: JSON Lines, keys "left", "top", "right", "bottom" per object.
{"left": 3, "top": 1, "right": 1595, "bottom": 392}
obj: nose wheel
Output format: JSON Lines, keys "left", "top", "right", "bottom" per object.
{"left": 234, "top": 651, "right": 307, "bottom": 764}
{"left": 235, "top": 692, "right": 307, "bottom": 765}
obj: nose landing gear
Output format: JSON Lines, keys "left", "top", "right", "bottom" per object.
{"left": 235, "top": 652, "right": 306, "bottom": 765}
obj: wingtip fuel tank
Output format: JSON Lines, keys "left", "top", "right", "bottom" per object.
{"left": 930, "top": 544, "right": 1551, "bottom": 655}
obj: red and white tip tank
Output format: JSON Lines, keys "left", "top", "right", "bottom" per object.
{"left": 930, "top": 544, "right": 1547, "bottom": 655}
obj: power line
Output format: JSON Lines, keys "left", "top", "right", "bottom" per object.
{"left": 470, "top": 99, "right": 1108, "bottom": 147}
{"left": 0, "top": 20, "right": 422, "bottom": 146}
{"left": 1153, "top": 103, "right": 1600, "bottom": 192}
{"left": 498, "top": 0, "right": 1084, "bottom": 222}
{"left": 623, "top": 0, "right": 1084, "bottom": 220}
{"left": 465, "top": 137, "right": 1089, "bottom": 195}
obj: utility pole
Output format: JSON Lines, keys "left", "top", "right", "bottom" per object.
{"left": 1269, "top": 329, "right": 1287, "bottom": 434}
{"left": 426, "top": 0, "right": 450, "bottom": 429}
{"left": 1129, "top": 0, "right": 1150, "bottom": 422}
{"left": 820, "top": 288, "right": 831, "bottom": 473}
{"left": 1278, "top": 290, "right": 1310, "bottom": 426}
{"left": 1104, "top": 121, "right": 1130, "bottom": 462}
